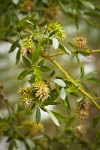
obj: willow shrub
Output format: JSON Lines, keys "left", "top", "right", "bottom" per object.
{"left": 0, "top": 0, "right": 100, "bottom": 150}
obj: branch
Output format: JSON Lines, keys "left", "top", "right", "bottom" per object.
{"left": 50, "top": 50, "right": 100, "bottom": 57}
{"left": 43, "top": 54, "right": 100, "bottom": 110}
{"left": 1, "top": 92, "right": 15, "bottom": 113}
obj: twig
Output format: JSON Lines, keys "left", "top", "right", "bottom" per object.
{"left": 43, "top": 54, "right": 100, "bottom": 110}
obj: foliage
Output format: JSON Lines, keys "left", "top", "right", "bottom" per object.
{"left": 0, "top": 0, "right": 100, "bottom": 150}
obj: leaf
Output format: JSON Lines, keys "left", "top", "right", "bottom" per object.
{"left": 15, "top": 140, "right": 22, "bottom": 149}
{"left": 25, "top": 139, "right": 34, "bottom": 149}
{"left": 80, "top": 64, "right": 85, "bottom": 78}
{"left": 48, "top": 70, "right": 55, "bottom": 78}
{"left": 59, "top": 43, "right": 71, "bottom": 54}
{"left": 53, "top": 79, "right": 66, "bottom": 87}
{"left": 8, "top": 142, "right": 14, "bottom": 150}
{"left": 43, "top": 101, "right": 60, "bottom": 106}
{"left": 82, "top": 83, "right": 90, "bottom": 93}
{"left": 36, "top": 107, "right": 41, "bottom": 124}
{"left": 64, "top": 96, "right": 70, "bottom": 114}
{"left": 81, "top": 1, "right": 95, "bottom": 10}
{"left": 51, "top": 111, "right": 67, "bottom": 123}
{"left": 22, "top": 56, "right": 31, "bottom": 68}
{"left": 85, "top": 72, "right": 97, "bottom": 79}
{"left": 52, "top": 38, "right": 59, "bottom": 49}
{"left": 32, "top": 45, "right": 41, "bottom": 65}
{"left": 86, "top": 77, "right": 100, "bottom": 84}
{"left": 24, "top": 142, "right": 31, "bottom": 150}
{"left": 34, "top": 68, "right": 42, "bottom": 79}
{"left": 17, "top": 70, "right": 32, "bottom": 80}
{"left": 26, "top": 20, "right": 34, "bottom": 26}
{"left": 40, "top": 66, "right": 51, "bottom": 72}
{"left": 47, "top": 110, "right": 60, "bottom": 126}
{"left": 16, "top": 49, "right": 20, "bottom": 64}
{"left": 38, "top": 59, "right": 44, "bottom": 66}
{"left": 60, "top": 88, "right": 66, "bottom": 100}
{"left": 66, "top": 87, "right": 78, "bottom": 94}
{"left": 9, "top": 40, "right": 19, "bottom": 53}
{"left": 91, "top": 116, "right": 100, "bottom": 128}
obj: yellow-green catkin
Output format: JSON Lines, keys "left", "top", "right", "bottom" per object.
{"left": 32, "top": 80, "right": 50, "bottom": 101}
{"left": 21, "top": 120, "right": 44, "bottom": 137}
{"left": 75, "top": 100, "right": 89, "bottom": 120}
{"left": 42, "top": 5, "right": 60, "bottom": 20}
{"left": 20, "top": 0, "right": 34, "bottom": 13}
{"left": 20, "top": 38, "right": 34, "bottom": 56}
{"left": 73, "top": 36, "right": 87, "bottom": 50}
{"left": 44, "top": 22, "right": 66, "bottom": 41}
{"left": 18, "top": 87, "right": 35, "bottom": 109}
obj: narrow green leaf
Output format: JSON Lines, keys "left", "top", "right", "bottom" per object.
{"left": 36, "top": 107, "right": 41, "bottom": 124}
{"left": 26, "top": 20, "right": 34, "bottom": 26}
{"left": 32, "top": 45, "right": 41, "bottom": 65}
{"left": 64, "top": 96, "right": 70, "bottom": 114}
{"left": 43, "top": 101, "right": 60, "bottom": 106}
{"left": 16, "top": 49, "right": 20, "bottom": 64}
{"left": 25, "top": 139, "right": 34, "bottom": 149}
{"left": 81, "top": 1, "right": 95, "bottom": 10}
{"left": 60, "top": 88, "right": 66, "bottom": 100}
{"left": 38, "top": 59, "right": 44, "bottom": 66}
{"left": 22, "top": 56, "right": 31, "bottom": 68}
{"left": 9, "top": 40, "right": 19, "bottom": 53}
{"left": 8, "top": 141, "right": 15, "bottom": 150}
{"left": 52, "top": 37, "right": 59, "bottom": 49}
{"left": 40, "top": 66, "right": 51, "bottom": 72}
{"left": 15, "top": 140, "right": 22, "bottom": 149}
{"left": 48, "top": 70, "right": 55, "bottom": 78}
{"left": 86, "top": 77, "right": 100, "bottom": 84}
{"left": 47, "top": 110, "right": 60, "bottom": 126}
{"left": 17, "top": 70, "right": 32, "bottom": 80}
{"left": 80, "top": 64, "right": 85, "bottom": 78}
{"left": 24, "top": 142, "right": 31, "bottom": 150}
{"left": 59, "top": 43, "right": 71, "bottom": 54}
{"left": 51, "top": 111, "right": 67, "bottom": 123}
{"left": 85, "top": 72, "right": 97, "bottom": 79}
{"left": 66, "top": 87, "right": 78, "bottom": 93}
{"left": 82, "top": 83, "right": 90, "bottom": 93}
{"left": 53, "top": 79, "right": 66, "bottom": 87}
{"left": 34, "top": 68, "right": 42, "bottom": 79}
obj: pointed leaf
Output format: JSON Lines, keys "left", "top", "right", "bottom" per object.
{"left": 17, "top": 70, "right": 32, "bottom": 80}
{"left": 81, "top": 1, "right": 95, "bottom": 10}
{"left": 49, "top": 70, "right": 55, "bottom": 78}
{"left": 38, "top": 59, "right": 45, "bottom": 66}
{"left": 32, "top": 45, "right": 41, "bottom": 65}
{"left": 59, "top": 43, "right": 71, "bottom": 54}
{"left": 25, "top": 139, "right": 34, "bottom": 149}
{"left": 8, "top": 141, "right": 14, "bottom": 150}
{"left": 36, "top": 107, "right": 41, "bottom": 124}
{"left": 64, "top": 96, "right": 70, "bottom": 114}
{"left": 16, "top": 49, "right": 20, "bottom": 64}
{"left": 52, "top": 38, "right": 59, "bottom": 49}
{"left": 9, "top": 40, "right": 19, "bottom": 53}
{"left": 40, "top": 66, "right": 51, "bottom": 72}
{"left": 22, "top": 56, "right": 31, "bottom": 68}
{"left": 53, "top": 79, "right": 66, "bottom": 87}
{"left": 47, "top": 110, "right": 60, "bottom": 126}
{"left": 34, "top": 68, "right": 42, "bottom": 79}
{"left": 51, "top": 111, "right": 67, "bottom": 123}
{"left": 60, "top": 88, "right": 66, "bottom": 100}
